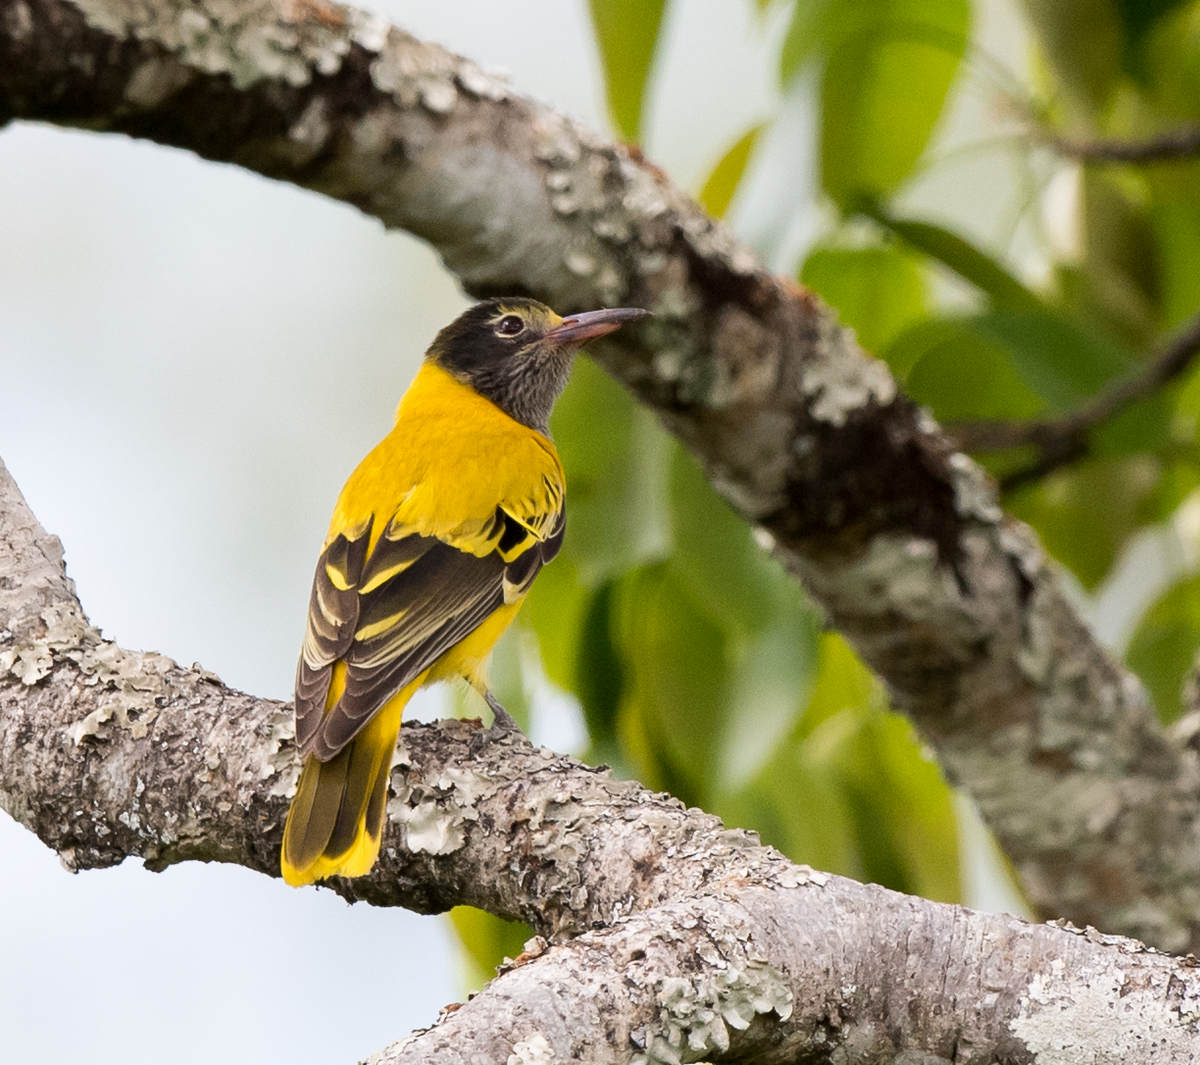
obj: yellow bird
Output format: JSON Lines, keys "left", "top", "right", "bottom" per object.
{"left": 281, "top": 297, "right": 648, "bottom": 885}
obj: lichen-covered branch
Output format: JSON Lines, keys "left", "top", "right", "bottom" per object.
{"left": 3, "top": 457, "right": 1199, "bottom": 1064}
{"left": 4, "top": 0, "right": 1200, "bottom": 954}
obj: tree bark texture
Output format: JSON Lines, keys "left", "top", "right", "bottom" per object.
{"left": 1, "top": 0, "right": 1199, "bottom": 980}
{"left": 2, "top": 456, "right": 1199, "bottom": 1063}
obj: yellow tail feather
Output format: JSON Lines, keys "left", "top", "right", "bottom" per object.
{"left": 280, "top": 680, "right": 412, "bottom": 887}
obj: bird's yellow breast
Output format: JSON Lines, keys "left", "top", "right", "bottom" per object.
{"left": 327, "top": 362, "right": 565, "bottom": 556}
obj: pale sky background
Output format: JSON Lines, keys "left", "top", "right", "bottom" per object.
{"left": 1, "top": 3, "right": 1161, "bottom": 1064}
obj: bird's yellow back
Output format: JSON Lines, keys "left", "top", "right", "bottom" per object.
{"left": 328, "top": 362, "right": 565, "bottom": 558}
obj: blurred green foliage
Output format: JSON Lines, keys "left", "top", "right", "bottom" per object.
{"left": 587, "top": 0, "right": 667, "bottom": 142}
{"left": 698, "top": 124, "right": 765, "bottom": 218}
{"left": 453, "top": 0, "right": 1200, "bottom": 986}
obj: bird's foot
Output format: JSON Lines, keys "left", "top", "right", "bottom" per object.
{"left": 467, "top": 691, "right": 526, "bottom": 756}
{"left": 484, "top": 691, "right": 521, "bottom": 734}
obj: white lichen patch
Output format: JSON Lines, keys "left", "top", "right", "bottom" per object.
{"left": 123, "top": 56, "right": 194, "bottom": 108}
{"left": 389, "top": 764, "right": 487, "bottom": 855}
{"left": 2, "top": 601, "right": 172, "bottom": 744}
{"left": 0, "top": 640, "right": 52, "bottom": 684}
{"left": 812, "top": 534, "right": 957, "bottom": 626}
{"left": 368, "top": 33, "right": 462, "bottom": 109}
{"left": 456, "top": 61, "right": 509, "bottom": 102}
{"left": 506, "top": 1032, "right": 553, "bottom": 1065}
{"left": 3, "top": 1, "right": 35, "bottom": 42}
{"left": 633, "top": 954, "right": 793, "bottom": 1065}
{"left": 263, "top": 705, "right": 301, "bottom": 796}
{"left": 418, "top": 76, "right": 457, "bottom": 115}
{"left": 799, "top": 322, "right": 897, "bottom": 426}
{"left": 772, "top": 862, "right": 830, "bottom": 890}
{"left": 947, "top": 452, "right": 1003, "bottom": 525}
{"left": 1011, "top": 959, "right": 1200, "bottom": 1062}
{"left": 348, "top": 9, "right": 390, "bottom": 53}
{"left": 532, "top": 114, "right": 582, "bottom": 168}
{"left": 72, "top": 0, "right": 375, "bottom": 90}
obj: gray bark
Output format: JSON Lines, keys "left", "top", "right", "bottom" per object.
{"left": 2, "top": 456, "right": 1198, "bottom": 1063}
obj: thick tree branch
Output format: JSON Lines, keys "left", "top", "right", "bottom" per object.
{"left": 954, "top": 309, "right": 1200, "bottom": 489}
{"left": 4, "top": 0, "right": 1200, "bottom": 955}
{"left": 3, "top": 457, "right": 1199, "bottom": 1064}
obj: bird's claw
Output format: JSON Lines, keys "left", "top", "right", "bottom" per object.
{"left": 484, "top": 691, "right": 521, "bottom": 734}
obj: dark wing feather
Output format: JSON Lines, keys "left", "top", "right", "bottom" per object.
{"left": 293, "top": 521, "right": 373, "bottom": 751}
{"left": 298, "top": 505, "right": 565, "bottom": 763}
{"left": 314, "top": 542, "right": 507, "bottom": 758}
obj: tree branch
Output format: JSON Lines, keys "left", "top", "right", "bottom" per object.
{"left": 3, "top": 456, "right": 1199, "bottom": 1063}
{"left": 953, "top": 309, "right": 1200, "bottom": 489}
{"left": 1043, "top": 126, "right": 1200, "bottom": 164}
{"left": 4, "top": 0, "right": 1200, "bottom": 955}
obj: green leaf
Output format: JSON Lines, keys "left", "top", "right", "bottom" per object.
{"left": 820, "top": 0, "right": 970, "bottom": 205}
{"left": 827, "top": 709, "right": 960, "bottom": 901}
{"left": 1090, "top": 392, "right": 1174, "bottom": 459}
{"left": 1138, "top": 5, "right": 1200, "bottom": 113}
{"left": 666, "top": 442, "right": 792, "bottom": 639}
{"left": 1150, "top": 195, "right": 1200, "bottom": 329}
{"left": 573, "top": 578, "right": 626, "bottom": 758}
{"left": 1062, "top": 173, "right": 1158, "bottom": 347}
{"left": 698, "top": 123, "right": 765, "bottom": 219}
{"left": 1127, "top": 572, "right": 1200, "bottom": 721}
{"left": 612, "top": 561, "right": 732, "bottom": 806}
{"left": 661, "top": 441, "right": 824, "bottom": 789}
{"left": 587, "top": 0, "right": 668, "bottom": 141}
{"left": 448, "top": 907, "right": 532, "bottom": 991}
{"left": 719, "top": 605, "right": 821, "bottom": 791}
{"left": 720, "top": 753, "right": 859, "bottom": 874}
{"left": 864, "top": 206, "right": 1044, "bottom": 312}
{"left": 804, "top": 635, "right": 959, "bottom": 901}
{"left": 549, "top": 358, "right": 668, "bottom": 584}
{"left": 970, "top": 309, "right": 1133, "bottom": 410}
{"left": 800, "top": 242, "right": 929, "bottom": 353}
{"left": 1008, "top": 456, "right": 1162, "bottom": 588}
{"left": 1021, "top": 0, "right": 1123, "bottom": 115}
{"left": 885, "top": 317, "right": 1044, "bottom": 421}
{"left": 779, "top": 0, "right": 844, "bottom": 84}
{"left": 1115, "top": 0, "right": 1190, "bottom": 46}
{"left": 887, "top": 309, "right": 1134, "bottom": 421}
{"left": 761, "top": 633, "right": 961, "bottom": 900}
{"left": 520, "top": 554, "right": 590, "bottom": 703}
{"left": 796, "top": 632, "right": 880, "bottom": 737}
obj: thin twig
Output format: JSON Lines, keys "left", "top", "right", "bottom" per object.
{"left": 1044, "top": 127, "right": 1200, "bottom": 164}
{"left": 953, "top": 309, "right": 1200, "bottom": 489}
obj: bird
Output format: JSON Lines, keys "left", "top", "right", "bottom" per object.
{"left": 280, "top": 296, "right": 649, "bottom": 885}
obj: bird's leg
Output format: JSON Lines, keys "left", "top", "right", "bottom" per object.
{"left": 466, "top": 689, "right": 525, "bottom": 757}
{"left": 484, "top": 690, "right": 521, "bottom": 734}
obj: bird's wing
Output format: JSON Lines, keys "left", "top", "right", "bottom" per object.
{"left": 295, "top": 476, "right": 565, "bottom": 762}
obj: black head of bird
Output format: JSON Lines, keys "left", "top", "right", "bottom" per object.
{"left": 428, "top": 297, "right": 650, "bottom": 432}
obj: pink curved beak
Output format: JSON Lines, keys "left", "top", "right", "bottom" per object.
{"left": 545, "top": 306, "right": 650, "bottom": 345}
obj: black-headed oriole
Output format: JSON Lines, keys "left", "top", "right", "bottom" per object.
{"left": 281, "top": 298, "right": 647, "bottom": 885}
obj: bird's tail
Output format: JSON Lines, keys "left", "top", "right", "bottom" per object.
{"left": 280, "top": 679, "right": 410, "bottom": 886}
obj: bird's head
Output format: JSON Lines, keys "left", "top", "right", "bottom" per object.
{"left": 427, "top": 297, "right": 649, "bottom": 432}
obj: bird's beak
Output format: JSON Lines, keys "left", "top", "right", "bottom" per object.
{"left": 544, "top": 306, "right": 650, "bottom": 345}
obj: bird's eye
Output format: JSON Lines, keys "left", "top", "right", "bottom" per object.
{"left": 495, "top": 315, "right": 525, "bottom": 337}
